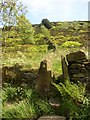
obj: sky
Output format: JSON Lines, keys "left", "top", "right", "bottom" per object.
{"left": 21, "top": 0, "right": 89, "bottom": 24}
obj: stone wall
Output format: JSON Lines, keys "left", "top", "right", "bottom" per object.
{"left": 65, "top": 51, "right": 90, "bottom": 93}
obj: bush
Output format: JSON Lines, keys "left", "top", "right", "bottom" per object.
{"left": 61, "top": 41, "right": 83, "bottom": 48}
{"left": 34, "top": 34, "right": 46, "bottom": 45}
{"left": 17, "top": 15, "right": 35, "bottom": 44}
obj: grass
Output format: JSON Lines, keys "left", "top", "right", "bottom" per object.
{"left": 2, "top": 83, "right": 55, "bottom": 118}
{"left": 2, "top": 79, "right": 90, "bottom": 119}
{"left": 2, "top": 45, "right": 47, "bottom": 70}
{"left": 2, "top": 100, "right": 37, "bottom": 118}
{"left": 52, "top": 60, "right": 62, "bottom": 76}
{"left": 2, "top": 44, "right": 87, "bottom": 72}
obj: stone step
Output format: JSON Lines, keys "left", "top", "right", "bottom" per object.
{"left": 38, "top": 115, "right": 66, "bottom": 120}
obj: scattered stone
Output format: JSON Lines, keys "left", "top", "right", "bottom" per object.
{"left": 49, "top": 98, "right": 60, "bottom": 108}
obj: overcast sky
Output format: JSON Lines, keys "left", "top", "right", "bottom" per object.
{"left": 21, "top": 0, "right": 90, "bottom": 24}
{"left": 1, "top": 0, "right": 89, "bottom": 25}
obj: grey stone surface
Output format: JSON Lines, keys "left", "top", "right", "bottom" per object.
{"left": 49, "top": 98, "right": 60, "bottom": 108}
{"left": 66, "top": 51, "right": 89, "bottom": 83}
{"left": 38, "top": 115, "right": 66, "bottom": 120}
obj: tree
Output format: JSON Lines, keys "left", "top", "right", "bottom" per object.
{"left": 41, "top": 18, "right": 52, "bottom": 29}
{"left": 16, "top": 15, "right": 34, "bottom": 44}
{"left": 1, "top": 0, "right": 27, "bottom": 46}
{"left": 1, "top": 0, "right": 27, "bottom": 26}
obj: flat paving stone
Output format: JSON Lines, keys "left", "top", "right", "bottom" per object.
{"left": 38, "top": 115, "right": 66, "bottom": 120}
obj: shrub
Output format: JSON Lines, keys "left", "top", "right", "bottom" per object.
{"left": 17, "top": 15, "right": 35, "bottom": 44}
{"left": 34, "top": 34, "right": 46, "bottom": 45}
{"left": 61, "top": 41, "right": 83, "bottom": 48}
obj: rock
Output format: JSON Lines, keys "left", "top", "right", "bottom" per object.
{"left": 36, "top": 60, "right": 52, "bottom": 95}
{"left": 71, "top": 77, "right": 88, "bottom": 83}
{"left": 38, "top": 115, "right": 66, "bottom": 120}
{"left": 68, "top": 63, "right": 84, "bottom": 70}
{"left": 86, "top": 81, "right": 90, "bottom": 94}
{"left": 84, "top": 60, "right": 90, "bottom": 70}
{"left": 2, "top": 65, "right": 23, "bottom": 84}
{"left": 49, "top": 98, "right": 60, "bottom": 108}
{"left": 68, "top": 63, "right": 87, "bottom": 74}
{"left": 73, "top": 73, "right": 86, "bottom": 78}
{"left": 69, "top": 67, "right": 87, "bottom": 74}
{"left": 61, "top": 55, "right": 69, "bottom": 80}
{"left": 66, "top": 51, "right": 87, "bottom": 63}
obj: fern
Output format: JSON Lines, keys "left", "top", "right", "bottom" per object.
{"left": 52, "top": 80, "right": 86, "bottom": 103}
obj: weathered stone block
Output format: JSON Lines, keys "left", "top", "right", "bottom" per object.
{"left": 38, "top": 115, "right": 66, "bottom": 120}
{"left": 71, "top": 77, "right": 88, "bottom": 83}
{"left": 66, "top": 51, "right": 87, "bottom": 63}
{"left": 84, "top": 60, "right": 90, "bottom": 70}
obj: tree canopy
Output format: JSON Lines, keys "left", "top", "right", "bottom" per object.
{"left": 1, "top": 0, "right": 27, "bottom": 27}
{"left": 16, "top": 15, "right": 34, "bottom": 44}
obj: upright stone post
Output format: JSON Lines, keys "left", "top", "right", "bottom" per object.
{"left": 61, "top": 55, "right": 69, "bottom": 81}
{"left": 36, "top": 60, "right": 52, "bottom": 95}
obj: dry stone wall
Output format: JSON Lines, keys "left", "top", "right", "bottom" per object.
{"left": 65, "top": 51, "right": 90, "bottom": 93}
{"left": 66, "top": 51, "right": 88, "bottom": 83}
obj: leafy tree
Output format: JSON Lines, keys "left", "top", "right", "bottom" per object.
{"left": 1, "top": 0, "right": 27, "bottom": 46}
{"left": 1, "top": 0, "right": 27, "bottom": 26}
{"left": 16, "top": 15, "right": 34, "bottom": 44}
{"left": 41, "top": 18, "right": 52, "bottom": 29}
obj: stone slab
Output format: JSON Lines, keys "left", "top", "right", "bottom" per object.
{"left": 66, "top": 51, "right": 87, "bottom": 63}
{"left": 38, "top": 115, "right": 66, "bottom": 120}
